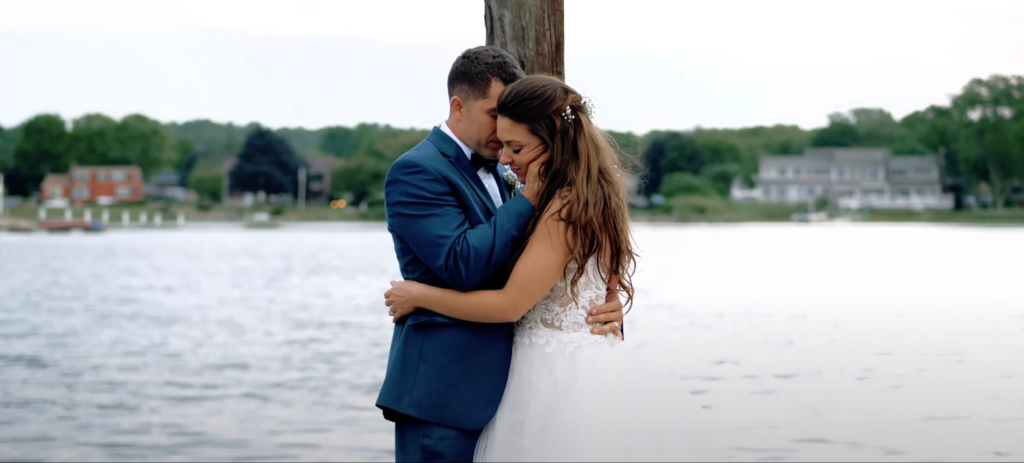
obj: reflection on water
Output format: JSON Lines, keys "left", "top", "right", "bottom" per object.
{"left": 1, "top": 223, "right": 1022, "bottom": 462}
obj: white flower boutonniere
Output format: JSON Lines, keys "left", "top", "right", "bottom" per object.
{"left": 502, "top": 170, "right": 523, "bottom": 197}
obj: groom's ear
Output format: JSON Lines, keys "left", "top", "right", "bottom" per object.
{"left": 449, "top": 95, "right": 466, "bottom": 121}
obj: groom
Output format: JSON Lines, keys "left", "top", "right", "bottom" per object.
{"left": 377, "top": 46, "right": 625, "bottom": 462}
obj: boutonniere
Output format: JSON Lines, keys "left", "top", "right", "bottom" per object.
{"left": 502, "top": 169, "right": 524, "bottom": 197}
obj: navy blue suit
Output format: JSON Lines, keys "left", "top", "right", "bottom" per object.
{"left": 377, "top": 127, "right": 535, "bottom": 461}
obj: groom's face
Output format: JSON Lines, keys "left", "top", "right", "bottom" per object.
{"left": 456, "top": 78, "right": 506, "bottom": 158}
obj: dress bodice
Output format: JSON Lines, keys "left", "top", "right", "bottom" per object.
{"left": 514, "top": 259, "right": 612, "bottom": 354}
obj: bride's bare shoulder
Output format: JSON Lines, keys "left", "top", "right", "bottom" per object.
{"left": 540, "top": 188, "right": 572, "bottom": 222}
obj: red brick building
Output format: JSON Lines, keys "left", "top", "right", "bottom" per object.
{"left": 41, "top": 165, "right": 145, "bottom": 205}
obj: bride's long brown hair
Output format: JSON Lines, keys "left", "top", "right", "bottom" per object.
{"left": 497, "top": 75, "right": 637, "bottom": 311}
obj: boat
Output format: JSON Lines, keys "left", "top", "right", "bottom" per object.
{"left": 38, "top": 220, "right": 106, "bottom": 232}
{"left": 791, "top": 211, "right": 829, "bottom": 222}
{"left": 245, "top": 212, "right": 281, "bottom": 229}
{"left": 0, "top": 217, "right": 38, "bottom": 232}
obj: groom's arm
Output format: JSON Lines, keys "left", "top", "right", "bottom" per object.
{"left": 385, "top": 157, "right": 535, "bottom": 292}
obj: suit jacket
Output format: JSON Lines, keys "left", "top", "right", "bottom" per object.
{"left": 376, "top": 127, "right": 535, "bottom": 431}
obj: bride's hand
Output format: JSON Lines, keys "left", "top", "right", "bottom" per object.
{"left": 385, "top": 280, "right": 426, "bottom": 322}
{"left": 521, "top": 153, "right": 550, "bottom": 206}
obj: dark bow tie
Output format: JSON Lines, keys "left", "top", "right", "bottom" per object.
{"left": 470, "top": 153, "right": 500, "bottom": 175}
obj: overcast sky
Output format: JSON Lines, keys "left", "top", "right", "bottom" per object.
{"left": 2, "top": 0, "right": 1023, "bottom": 133}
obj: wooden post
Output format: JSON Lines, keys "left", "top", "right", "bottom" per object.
{"left": 485, "top": 0, "right": 565, "bottom": 80}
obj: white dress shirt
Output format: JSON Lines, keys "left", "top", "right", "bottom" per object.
{"left": 440, "top": 122, "right": 504, "bottom": 209}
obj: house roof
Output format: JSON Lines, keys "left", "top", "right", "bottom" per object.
{"left": 804, "top": 148, "right": 891, "bottom": 162}
{"left": 41, "top": 173, "right": 69, "bottom": 185}
{"left": 888, "top": 156, "right": 938, "bottom": 168}
{"left": 306, "top": 157, "right": 336, "bottom": 173}
{"left": 70, "top": 165, "right": 142, "bottom": 171}
{"left": 149, "top": 170, "right": 181, "bottom": 186}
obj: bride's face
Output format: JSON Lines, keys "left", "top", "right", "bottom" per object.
{"left": 497, "top": 116, "right": 547, "bottom": 183}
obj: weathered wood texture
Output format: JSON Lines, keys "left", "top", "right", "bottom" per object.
{"left": 485, "top": 0, "right": 565, "bottom": 80}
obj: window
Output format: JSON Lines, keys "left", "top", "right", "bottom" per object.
{"left": 72, "top": 186, "right": 90, "bottom": 200}
{"left": 115, "top": 186, "right": 133, "bottom": 198}
{"left": 97, "top": 171, "right": 111, "bottom": 182}
{"left": 776, "top": 186, "right": 787, "bottom": 199}
{"left": 793, "top": 167, "right": 802, "bottom": 177}
{"left": 890, "top": 169, "right": 908, "bottom": 178}
{"left": 815, "top": 168, "right": 830, "bottom": 177}
{"left": 73, "top": 170, "right": 91, "bottom": 182}
{"left": 48, "top": 186, "right": 64, "bottom": 198}
{"left": 111, "top": 170, "right": 127, "bottom": 182}
{"left": 914, "top": 167, "right": 933, "bottom": 177}
{"left": 870, "top": 168, "right": 879, "bottom": 179}
{"left": 777, "top": 168, "right": 787, "bottom": 178}
{"left": 838, "top": 168, "right": 848, "bottom": 179}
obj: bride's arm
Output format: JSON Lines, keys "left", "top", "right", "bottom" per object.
{"left": 385, "top": 203, "right": 569, "bottom": 323}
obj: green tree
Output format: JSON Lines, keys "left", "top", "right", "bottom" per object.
{"left": 659, "top": 172, "right": 718, "bottom": 198}
{"left": 639, "top": 133, "right": 678, "bottom": 196}
{"left": 660, "top": 134, "right": 706, "bottom": 175}
{"left": 812, "top": 114, "right": 861, "bottom": 147}
{"left": 0, "top": 126, "right": 12, "bottom": 171}
{"left": 320, "top": 126, "right": 357, "bottom": 158}
{"left": 229, "top": 127, "right": 305, "bottom": 196}
{"left": 902, "top": 105, "right": 965, "bottom": 178}
{"left": 115, "top": 114, "right": 175, "bottom": 176}
{"left": 275, "top": 127, "right": 323, "bottom": 157}
{"left": 699, "top": 163, "right": 743, "bottom": 197}
{"left": 66, "top": 113, "right": 119, "bottom": 165}
{"left": 848, "top": 108, "right": 916, "bottom": 150}
{"left": 950, "top": 75, "right": 1024, "bottom": 209}
{"left": 332, "top": 156, "right": 390, "bottom": 205}
{"left": 13, "top": 114, "right": 70, "bottom": 189}
{"left": 164, "top": 119, "right": 246, "bottom": 161}
{"left": 189, "top": 172, "right": 223, "bottom": 202}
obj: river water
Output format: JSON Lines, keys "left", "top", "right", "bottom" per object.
{"left": 1, "top": 223, "right": 1022, "bottom": 461}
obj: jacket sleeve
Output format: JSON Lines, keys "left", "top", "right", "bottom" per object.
{"left": 385, "top": 156, "right": 536, "bottom": 291}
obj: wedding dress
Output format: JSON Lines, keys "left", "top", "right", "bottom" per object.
{"left": 473, "top": 259, "right": 726, "bottom": 462}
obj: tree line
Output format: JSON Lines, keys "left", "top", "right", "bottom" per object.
{"left": 2, "top": 74, "right": 1021, "bottom": 209}
{"left": 630, "top": 75, "right": 1024, "bottom": 210}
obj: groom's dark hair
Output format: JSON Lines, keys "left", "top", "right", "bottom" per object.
{"left": 447, "top": 46, "right": 525, "bottom": 101}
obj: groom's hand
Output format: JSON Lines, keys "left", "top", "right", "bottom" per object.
{"left": 587, "top": 275, "right": 624, "bottom": 340}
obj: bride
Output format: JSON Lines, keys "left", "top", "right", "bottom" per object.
{"left": 385, "top": 75, "right": 723, "bottom": 462}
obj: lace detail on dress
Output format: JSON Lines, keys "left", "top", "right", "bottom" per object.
{"left": 514, "top": 258, "right": 610, "bottom": 354}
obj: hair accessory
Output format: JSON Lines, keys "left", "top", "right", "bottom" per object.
{"left": 581, "top": 94, "right": 595, "bottom": 118}
{"left": 561, "top": 106, "right": 575, "bottom": 121}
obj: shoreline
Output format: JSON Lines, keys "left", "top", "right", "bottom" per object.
{"left": 6, "top": 203, "right": 1024, "bottom": 230}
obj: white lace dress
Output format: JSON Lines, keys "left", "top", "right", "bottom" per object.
{"left": 473, "top": 259, "right": 726, "bottom": 462}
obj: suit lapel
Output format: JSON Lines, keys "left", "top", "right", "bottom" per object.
{"left": 426, "top": 128, "right": 498, "bottom": 216}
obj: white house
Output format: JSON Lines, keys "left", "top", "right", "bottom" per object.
{"left": 732, "top": 148, "right": 953, "bottom": 210}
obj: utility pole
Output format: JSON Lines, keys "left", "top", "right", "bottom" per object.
{"left": 485, "top": 0, "right": 565, "bottom": 80}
